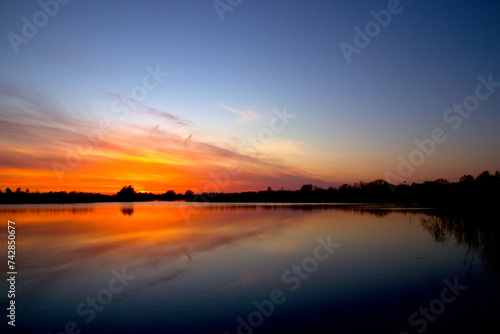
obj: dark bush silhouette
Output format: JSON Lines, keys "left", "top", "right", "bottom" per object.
{"left": 117, "top": 185, "right": 137, "bottom": 201}
{"left": 300, "top": 184, "right": 314, "bottom": 192}
{"left": 164, "top": 190, "right": 177, "bottom": 201}
{"left": 460, "top": 175, "right": 474, "bottom": 183}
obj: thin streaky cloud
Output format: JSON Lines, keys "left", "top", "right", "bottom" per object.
{"left": 98, "top": 90, "right": 191, "bottom": 126}
{"left": 217, "top": 103, "right": 260, "bottom": 122}
{"left": 142, "top": 106, "right": 192, "bottom": 126}
{"left": 0, "top": 81, "right": 324, "bottom": 192}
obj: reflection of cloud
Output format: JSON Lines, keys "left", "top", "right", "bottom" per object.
{"left": 13, "top": 204, "right": 311, "bottom": 297}
{"left": 10, "top": 204, "right": 427, "bottom": 299}
{"left": 67, "top": 240, "right": 129, "bottom": 257}
{"left": 142, "top": 269, "right": 190, "bottom": 289}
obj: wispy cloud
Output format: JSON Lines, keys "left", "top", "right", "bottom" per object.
{"left": 266, "top": 138, "right": 306, "bottom": 155}
{"left": 0, "top": 81, "right": 327, "bottom": 193}
{"left": 142, "top": 106, "right": 191, "bottom": 126}
{"left": 217, "top": 103, "right": 260, "bottom": 122}
{"left": 99, "top": 90, "right": 191, "bottom": 126}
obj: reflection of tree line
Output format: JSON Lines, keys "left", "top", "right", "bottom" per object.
{"left": 120, "top": 206, "right": 134, "bottom": 215}
{"left": 0, "top": 207, "right": 95, "bottom": 215}
{"left": 421, "top": 211, "right": 500, "bottom": 276}
{"left": 0, "top": 205, "right": 134, "bottom": 216}
{"left": 158, "top": 203, "right": 426, "bottom": 216}
{"left": 0, "top": 203, "right": 438, "bottom": 219}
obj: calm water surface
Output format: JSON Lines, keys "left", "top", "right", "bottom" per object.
{"left": 0, "top": 203, "right": 498, "bottom": 334}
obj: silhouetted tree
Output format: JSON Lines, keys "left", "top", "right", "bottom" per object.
{"left": 267, "top": 186, "right": 273, "bottom": 192}
{"left": 460, "top": 175, "right": 474, "bottom": 183}
{"left": 339, "top": 184, "right": 351, "bottom": 191}
{"left": 164, "top": 190, "right": 176, "bottom": 201}
{"left": 16, "top": 187, "right": 22, "bottom": 194}
{"left": 117, "top": 185, "right": 136, "bottom": 200}
{"left": 184, "top": 190, "right": 194, "bottom": 201}
{"left": 371, "top": 179, "right": 388, "bottom": 187}
{"left": 300, "top": 184, "right": 314, "bottom": 192}
{"left": 476, "top": 170, "right": 492, "bottom": 183}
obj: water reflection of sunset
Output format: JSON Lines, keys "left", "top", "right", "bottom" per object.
{"left": 1, "top": 203, "right": 496, "bottom": 333}
{"left": 4, "top": 204, "right": 428, "bottom": 277}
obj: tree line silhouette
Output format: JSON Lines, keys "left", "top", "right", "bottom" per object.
{"left": 1, "top": 170, "right": 498, "bottom": 208}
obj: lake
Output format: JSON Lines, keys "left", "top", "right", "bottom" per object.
{"left": 0, "top": 203, "right": 498, "bottom": 334}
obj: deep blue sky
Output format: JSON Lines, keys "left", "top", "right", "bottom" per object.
{"left": 1, "top": 0, "right": 499, "bottom": 192}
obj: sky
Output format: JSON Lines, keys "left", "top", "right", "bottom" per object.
{"left": 0, "top": 0, "right": 499, "bottom": 194}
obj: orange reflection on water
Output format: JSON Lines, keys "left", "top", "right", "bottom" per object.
{"left": 0, "top": 204, "right": 426, "bottom": 275}
{"left": 1, "top": 204, "right": 317, "bottom": 276}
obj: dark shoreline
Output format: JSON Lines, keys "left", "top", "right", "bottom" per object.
{"left": 1, "top": 170, "right": 498, "bottom": 209}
